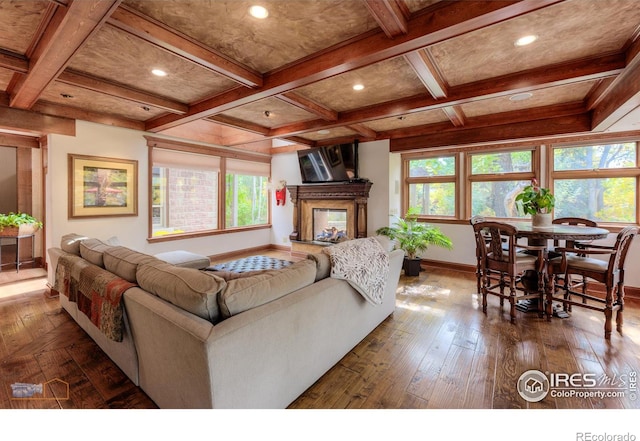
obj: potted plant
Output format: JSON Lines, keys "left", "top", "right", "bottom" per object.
{"left": 0, "top": 212, "right": 43, "bottom": 237}
{"left": 514, "top": 178, "right": 555, "bottom": 227}
{"left": 375, "top": 207, "right": 453, "bottom": 276}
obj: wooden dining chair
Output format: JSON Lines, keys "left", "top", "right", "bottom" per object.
{"left": 547, "top": 226, "right": 638, "bottom": 339}
{"left": 550, "top": 217, "right": 598, "bottom": 308}
{"left": 470, "top": 216, "right": 487, "bottom": 294}
{"left": 472, "top": 221, "right": 546, "bottom": 323}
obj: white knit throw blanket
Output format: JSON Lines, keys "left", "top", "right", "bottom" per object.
{"left": 323, "top": 237, "right": 390, "bottom": 305}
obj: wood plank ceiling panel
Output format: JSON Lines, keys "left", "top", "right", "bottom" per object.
{"left": 0, "top": 0, "right": 50, "bottom": 54}
{"left": 460, "top": 81, "right": 597, "bottom": 118}
{"left": 430, "top": 0, "right": 640, "bottom": 87}
{"left": 294, "top": 57, "right": 427, "bottom": 112}
{"left": 67, "top": 25, "right": 237, "bottom": 104}
{"left": 39, "top": 82, "right": 166, "bottom": 121}
{"left": 220, "top": 97, "right": 318, "bottom": 128}
{"left": 123, "top": 0, "right": 380, "bottom": 73}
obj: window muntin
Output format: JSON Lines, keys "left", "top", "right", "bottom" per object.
{"left": 404, "top": 154, "right": 457, "bottom": 218}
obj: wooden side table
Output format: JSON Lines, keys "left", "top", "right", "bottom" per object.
{"left": 0, "top": 234, "right": 35, "bottom": 273}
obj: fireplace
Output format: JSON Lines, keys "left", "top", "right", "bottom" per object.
{"left": 286, "top": 181, "right": 372, "bottom": 254}
{"left": 313, "top": 208, "right": 348, "bottom": 243}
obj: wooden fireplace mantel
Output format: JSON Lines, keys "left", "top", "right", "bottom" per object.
{"left": 286, "top": 181, "right": 372, "bottom": 247}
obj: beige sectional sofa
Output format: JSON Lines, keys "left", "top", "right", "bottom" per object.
{"left": 48, "top": 234, "right": 403, "bottom": 409}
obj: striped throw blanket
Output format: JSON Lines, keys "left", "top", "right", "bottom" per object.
{"left": 54, "top": 254, "right": 136, "bottom": 342}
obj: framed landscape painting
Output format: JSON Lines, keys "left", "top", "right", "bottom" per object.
{"left": 68, "top": 154, "right": 138, "bottom": 218}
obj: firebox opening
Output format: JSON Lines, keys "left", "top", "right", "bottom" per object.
{"left": 313, "top": 208, "right": 348, "bottom": 243}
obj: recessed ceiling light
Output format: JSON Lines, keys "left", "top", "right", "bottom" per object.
{"left": 514, "top": 35, "right": 538, "bottom": 47}
{"left": 509, "top": 92, "right": 533, "bottom": 101}
{"left": 142, "top": 106, "right": 150, "bottom": 111}
{"left": 353, "top": 84, "right": 365, "bottom": 91}
{"left": 249, "top": 5, "right": 268, "bottom": 19}
{"left": 317, "top": 129, "right": 330, "bottom": 135}
{"left": 60, "top": 93, "right": 74, "bottom": 99}
{"left": 151, "top": 69, "right": 167, "bottom": 77}
{"left": 263, "top": 110, "right": 271, "bottom": 118}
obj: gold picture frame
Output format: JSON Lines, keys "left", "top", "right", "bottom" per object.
{"left": 68, "top": 154, "right": 138, "bottom": 218}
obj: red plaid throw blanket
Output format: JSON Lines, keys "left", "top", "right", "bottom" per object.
{"left": 54, "top": 254, "right": 136, "bottom": 342}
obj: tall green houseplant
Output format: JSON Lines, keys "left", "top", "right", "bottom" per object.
{"left": 376, "top": 207, "right": 453, "bottom": 276}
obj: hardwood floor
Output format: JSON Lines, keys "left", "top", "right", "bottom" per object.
{"left": 1, "top": 252, "right": 639, "bottom": 413}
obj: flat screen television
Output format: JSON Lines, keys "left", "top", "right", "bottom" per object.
{"left": 297, "top": 141, "right": 358, "bottom": 183}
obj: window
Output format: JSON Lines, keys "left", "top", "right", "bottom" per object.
{"left": 468, "top": 148, "right": 536, "bottom": 218}
{"left": 403, "top": 154, "right": 457, "bottom": 217}
{"left": 151, "top": 148, "right": 219, "bottom": 236}
{"left": 225, "top": 159, "right": 270, "bottom": 228}
{"left": 551, "top": 142, "right": 638, "bottom": 223}
{"left": 148, "top": 137, "right": 271, "bottom": 239}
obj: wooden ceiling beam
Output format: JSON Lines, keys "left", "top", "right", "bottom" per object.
{"left": 56, "top": 70, "right": 189, "bottom": 114}
{"left": 390, "top": 113, "right": 592, "bottom": 152}
{"left": 591, "top": 37, "right": 640, "bottom": 131}
{"left": 441, "top": 106, "right": 466, "bottom": 127}
{"left": 207, "top": 115, "right": 271, "bottom": 136}
{"left": 146, "top": 0, "right": 563, "bottom": 132}
{"left": 9, "top": 0, "right": 122, "bottom": 109}
{"left": 276, "top": 92, "right": 338, "bottom": 121}
{"left": 268, "top": 52, "right": 624, "bottom": 138}
{"left": 0, "top": 105, "right": 75, "bottom": 136}
{"left": 0, "top": 50, "right": 28, "bottom": 74}
{"left": 363, "top": 0, "right": 409, "bottom": 39}
{"left": 347, "top": 123, "right": 378, "bottom": 138}
{"left": 404, "top": 49, "right": 447, "bottom": 98}
{"left": 31, "top": 101, "right": 144, "bottom": 131}
{"left": 0, "top": 133, "right": 40, "bottom": 149}
{"left": 108, "top": 5, "right": 263, "bottom": 88}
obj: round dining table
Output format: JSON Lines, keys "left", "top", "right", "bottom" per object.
{"left": 507, "top": 221, "right": 611, "bottom": 317}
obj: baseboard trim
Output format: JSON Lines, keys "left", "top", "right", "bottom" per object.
{"left": 419, "top": 258, "right": 640, "bottom": 301}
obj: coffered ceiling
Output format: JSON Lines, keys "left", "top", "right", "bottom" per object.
{"left": 1, "top": 0, "right": 640, "bottom": 153}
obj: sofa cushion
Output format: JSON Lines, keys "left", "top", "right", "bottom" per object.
{"left": 104, "top": 246, "right": 162, "bottom": 283}
{"left": 60, "top": 233, "right": 89, "bottom": 255}
{"left": 307, "top": 252, "right": 331, "bottom": 281}
{"left": 154, "top": 250, "right": 211, "bottom": 270}
{"left": 136, "top": 262, "right": 226, "bottom": 323}
{"left": 79, "top": 238, "right": 114, "bottom": 267}
{"left": 218, "top": 259, "right": 316, "bottom": 319}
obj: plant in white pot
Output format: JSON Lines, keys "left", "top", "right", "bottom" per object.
{"left": 375, "top": 207, "right": 453, "bottom": 276}
{"left": 514, "top": 178, "right": 555, "bottom": 227}
{"left": 0, "top": 212, "right": 43, "bottom": 236}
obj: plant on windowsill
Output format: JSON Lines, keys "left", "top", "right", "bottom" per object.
{"left": 515, "top": 178, "right": 556, "bottom": 227}
{"left": 375, "top": 207, "right": 453, "bottom": 277}
{"left": 0, "top": 212, "right": 43, "bottom": 237}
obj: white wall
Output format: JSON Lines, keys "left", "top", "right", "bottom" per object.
{"left": 46, "top": 121, "right": 271, "bottom": 266}
{"left": 269, "top": 151, "right": 300, "bottom": 246}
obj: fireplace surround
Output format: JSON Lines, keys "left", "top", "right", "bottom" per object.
{"left": 286, "top": 181, "right": 372, "bottom": 254}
